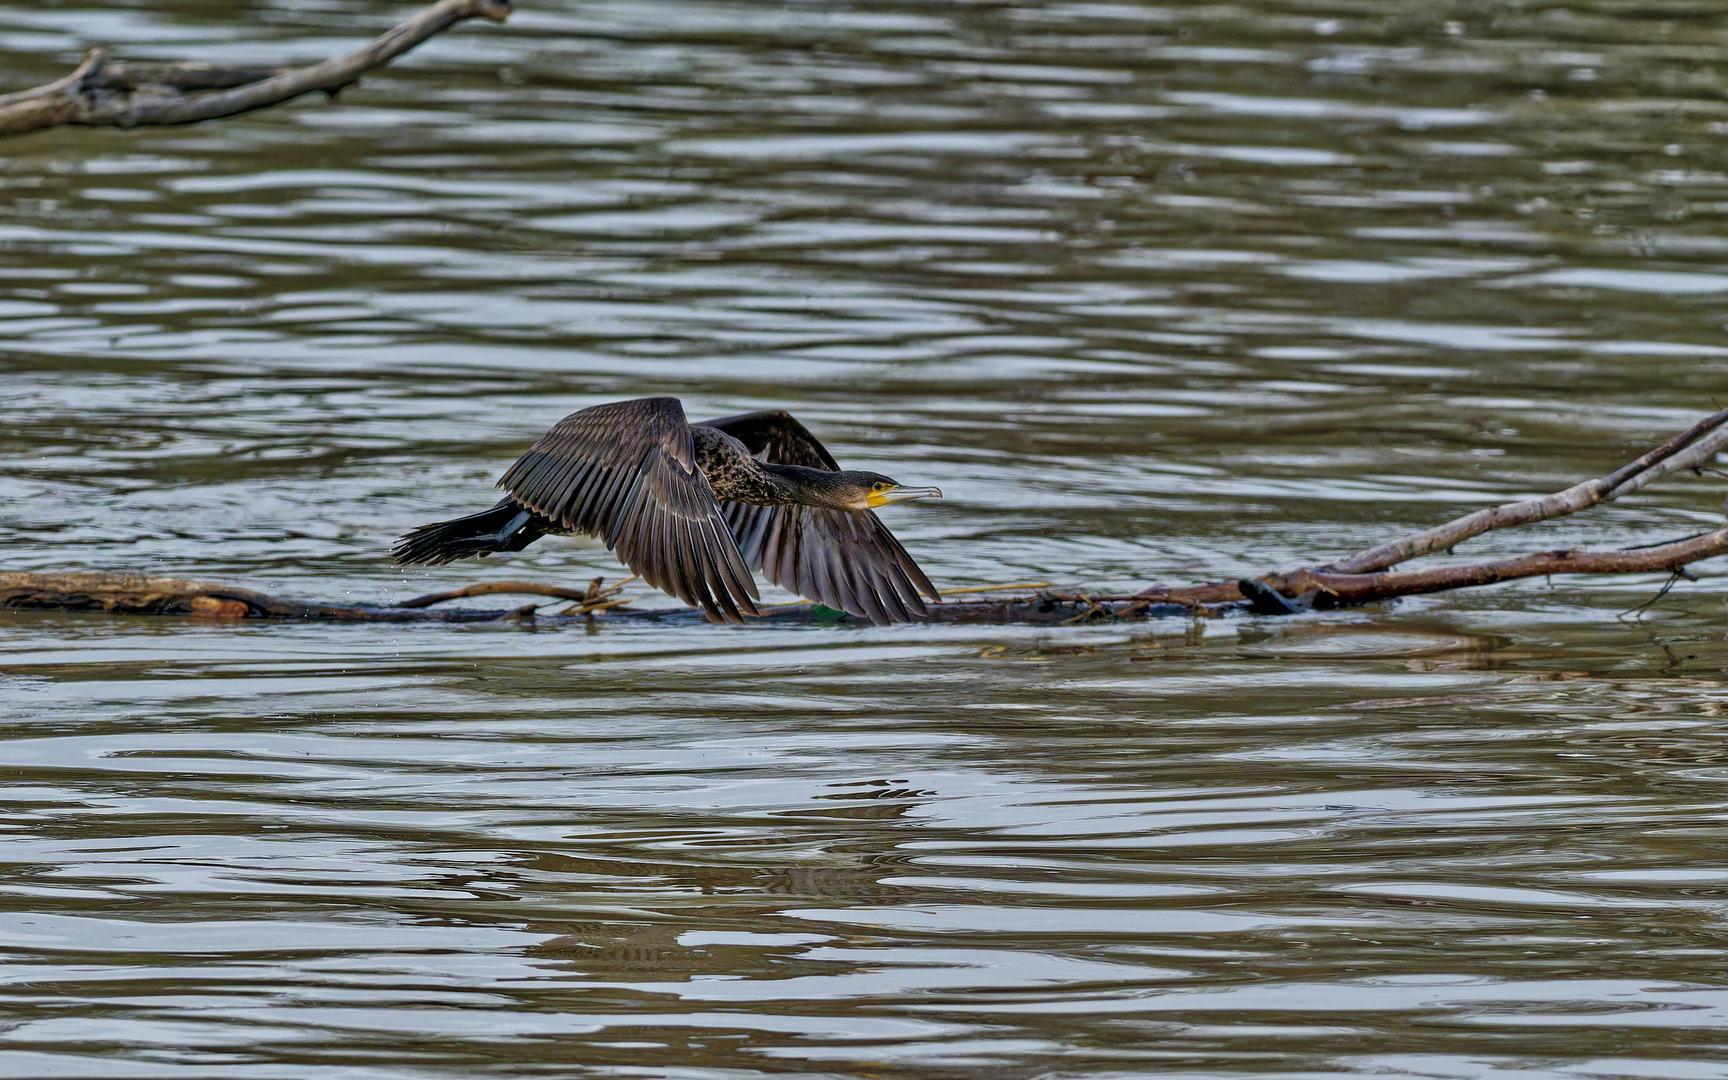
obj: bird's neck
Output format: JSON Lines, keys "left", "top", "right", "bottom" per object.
{"left": 757, "top": 463, "right": 842, "bottom": 506}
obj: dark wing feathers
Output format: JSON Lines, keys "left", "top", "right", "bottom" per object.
{"left": 705, "top": 410, "right": 938, "bottom": 626}
{"left": 701, "top": 409, "right": 839, "bottom": 470}
{"left": 452, "top": 399, "right": 933, "bottom": 625}
{"left": 498, "top": 397, "right": 758, "bottom": 623}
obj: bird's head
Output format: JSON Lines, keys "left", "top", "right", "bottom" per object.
{"left": 816, "top": 470, "right": 943, "bottom": 512}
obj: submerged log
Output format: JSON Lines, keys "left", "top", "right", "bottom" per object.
{"left": 0, "top": 0, "right": 511, "bottom": 139}
{"left": 6, "top": 410, "right": 1727, "bottom": 628}
{"left": 0, "top": 571, "right": 536, "bottom": 622}
{"left": 0, "top": 571, "right": 1194, "bottom": 625}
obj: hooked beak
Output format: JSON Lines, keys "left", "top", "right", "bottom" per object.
{"left": 867, "top": 485, "right": 942, "bottom": 508}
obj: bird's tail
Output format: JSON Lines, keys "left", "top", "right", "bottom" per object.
{"left": 392, "top": 497, "right": 545, "bottom": 566}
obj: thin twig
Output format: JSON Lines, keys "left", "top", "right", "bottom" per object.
{"left": 400, "top": 580, "right": 592, "bottom": 608}
{"left": 562, "top": 597, "right": 635, "bottom": 617}
{"left": 1058, "top": 595, "right": 1112, "bottom": 624}
{"left": 557, "top": 574, "right": 638, "bottom": 614}
{"left": 936, "top": 581, "right": 1054, "bottom": 597}
{"left": 1621, "top": 572, "right": 1684, "bottom": 620}
{"left": 1623, "top": 529, "right": 1721, "bottom": 551}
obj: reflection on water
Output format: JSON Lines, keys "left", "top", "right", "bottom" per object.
{"left": 6, "top": 0, "right": 1728, "bottom": 1075}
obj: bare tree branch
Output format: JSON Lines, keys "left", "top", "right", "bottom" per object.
{"left": 1328, "top": 405, "right": 1728, "bottom": 575}
{"left": 0, "top": 0, "right": 512, "bottom": 139}
{"left": 1269, "top": 528, "right": 1728, "bottom": 605}
{"left": 399, "top": 580, "right": 595, "bottom": 608}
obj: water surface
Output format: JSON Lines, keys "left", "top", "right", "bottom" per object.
{"left": 6, "top": 1, "right": 1728, "bottom": 1076}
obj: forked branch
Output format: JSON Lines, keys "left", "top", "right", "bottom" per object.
{"left": 1269, "top": 528, "right": 1728, "bottom": 605}
{"left": 1129, "top": 406, "right": 1728, "bottom": 614}
{"left": 0, "top": 0, "right": 511, "bottom": 139}
{"left": 1328, "top": 406, "right": 1728, "bottom": 574}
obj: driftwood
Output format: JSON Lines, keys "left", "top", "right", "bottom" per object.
{"left": 0, "top": 571, "right": 1180, "bottom": 625}
{"left": 0, "top": 0, "right": 511, "bottom": 139}
{"left": 0, "top": 571, "right": 540, "bottom": 623}
{"left": 4, "top": 410, "right": 1727, "bottom": 627}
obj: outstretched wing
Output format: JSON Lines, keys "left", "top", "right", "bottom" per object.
{"left": 702, "top": 410, "right": 938, "bottom": 625}
{"left": 500, "top": 397, "right": 759, "bottom": 622}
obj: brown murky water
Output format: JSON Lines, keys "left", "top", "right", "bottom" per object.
{"left": 8, "top": 1, "right": 1728, "bottom": 1076}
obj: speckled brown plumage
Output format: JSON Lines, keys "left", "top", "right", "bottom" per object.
{"left": 691, "top": 426, "right": 791, "bottom": 506}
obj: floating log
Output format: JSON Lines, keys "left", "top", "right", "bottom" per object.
{"left": 0, "top": 571, "right": 534, "bottom": 623}
{"left": 0, "top": 571, "right": 1199, "bottom": 625}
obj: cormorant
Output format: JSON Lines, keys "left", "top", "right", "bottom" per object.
{"left": 392, "top": 397, "right": 943, "bottom": 625}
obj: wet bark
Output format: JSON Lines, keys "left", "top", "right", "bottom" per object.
{"left": 0, "top": 0, "right": 511, "bottom": 139}
{"left": 0, "top": 571, "right": 1185, "bottom": 625}
{"left": 0, "top": 571, "right": 537, "bottom": 622}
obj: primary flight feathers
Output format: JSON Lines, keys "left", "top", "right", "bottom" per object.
{"left": 393, "top": 397, "right": 941, "bottom": 625}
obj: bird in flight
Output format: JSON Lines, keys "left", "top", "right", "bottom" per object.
{"left": 393, "top": 397, "right": 943, "bottom": 624}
